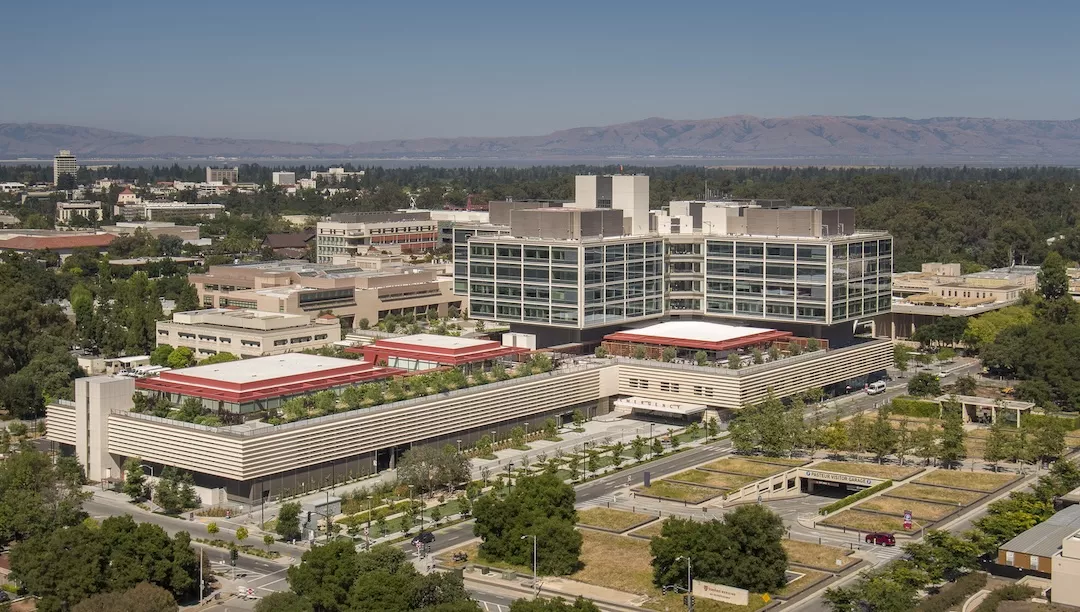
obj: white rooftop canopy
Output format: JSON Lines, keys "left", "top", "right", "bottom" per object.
{"left": 614, "top": 320, "right": 777, "bottom": 344}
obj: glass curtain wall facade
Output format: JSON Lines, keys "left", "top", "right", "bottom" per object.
{"left": 703, "top": 236, "right": 893, "bottom": 325}
{"left": 464, "top": 238, "right": 665, "bottom": 329}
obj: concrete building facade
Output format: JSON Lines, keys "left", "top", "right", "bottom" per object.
{"left": 53, "top": 150, "right": 77, "bottom": 185}
{"left": 316, "top": 212, "right": 440, "bottom": 261}
{"left": 55, "top": 201, "right": 103, "bottom": 225}
{"left": 156, "top": 309, "right": 342, "bottom": 358}
{"left": 206, "top": 167, "right": 239, "bottom": 183}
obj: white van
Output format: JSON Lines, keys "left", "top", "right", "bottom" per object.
{"left": 867, "top": 380, "right": 887, "bottom": 395}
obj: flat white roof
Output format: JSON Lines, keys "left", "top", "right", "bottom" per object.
{"left": 615, "top": 320, "right": 777, "bottom": 343}
{"left": 385, "top": 334, "right": 492, "bottom": 350}
{"left": 176, "top": 353, "right": 363, "bottom": 384}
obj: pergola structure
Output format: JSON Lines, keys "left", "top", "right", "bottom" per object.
{"left": 602, "top": 320, "right": 793, "bottom": 362}
{"left": 936, "top": 394, "right": 1034, "bottom": 426}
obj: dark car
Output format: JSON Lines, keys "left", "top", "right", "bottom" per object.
{"left": 412, "top": 531, "right": 435, "bottom": 545}
{"left": 865, "top": 532, "right": 896, "bottom": 546}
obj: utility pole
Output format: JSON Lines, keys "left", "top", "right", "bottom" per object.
{"left": 521, "top": 534, "right": 537, "bottom": 594}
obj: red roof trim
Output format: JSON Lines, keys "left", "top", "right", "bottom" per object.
{"left": 135, "top": 367, "right": 403, "bottom": 403}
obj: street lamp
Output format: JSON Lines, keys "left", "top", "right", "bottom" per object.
{"left": 366, "top": 495, "right": 373, "bottom": 551}
{"left": 507, "top": 462, "right": 514, "bottom": 493}
{"left": 492, "top": 430, "right": 497, "bottom": 447}
{"left": 521, "top": 534, "right": 537, "bottom": 592}
{"left": 581, "top": 442, "right": 588, "bottom": 481}
{"left": 676, "top": 555, "right": 693, "bottom": 611}
{"left": 457, "top": 439, "right": 462, "bottom": 454}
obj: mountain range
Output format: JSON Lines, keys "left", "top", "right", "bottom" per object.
{"left": 4, "top": 115, "right": 1080, "bottom": 163}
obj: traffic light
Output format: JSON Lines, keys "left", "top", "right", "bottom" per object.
{"left": 230, "top": 546, "right": 238, "bottom": 565}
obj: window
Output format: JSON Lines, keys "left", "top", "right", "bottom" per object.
{"left": 1005, "top": 551, "right": 1015, "bottom": 566}
{"left": 605, "top": 266, "right": 625, "bottom": 283}
{"left": 707, "top": 241, "right": 734, "bottom": 257}
{"left": 470, "top": 244, "right": 494, "bottom": 258}
{"left": 551, "top": 269, "right": 578, "bottom": 284}
{"left": 524, "top": 306, "right": 549, "bottom": 322}
{"left": 241, "top": 339, "right": 260, "bottom": 347}
{"left": 605, "top": 244, "right": 625, "bottom": 263}
{"left": 797, "top": 245, "right": 827, "bottom": 262}
{"left": 524, "top": 246, "right": 549, "bottom": 262}
{"left": 471, "top": 282, "right": 494, "bottom": 295}
{"left": 315, "top": 334, "right": 328, "bottom": 340}
{"left": 496, "top": 264, "right": 521, "bottom": 280}
{"left": 496, "top": 245, "right": 521, "bottom": 258}
{"left": 551, "top": 307, "right": 578, "bottom": 324}
{"left": 523, "top": 266, "right": 549, "bottom": 282}
{"left": 551, "top": 288, "right": 577, "bottom": 304}
{"left": 766, "top": 244, "right": 795, "bottom": 260}
{"left": 524, "top": 285, "right": 549, "bottom": 301}
{"left": 496, "top": 284, "right": 521, "bottom": 298}
{"left": 766, "top": 302, "right": 795, "bottom": 318}
{"left": 584, "top": 247, "right": 603, "bottom": 265}
{"left": 1030, "top": 555, "right": 1039, "bottom": 571}
{"left": 496, "top": 304, "right": 521, "bottom": 318}
{"left": 660, "top": 382, "right": 680, "bottom": 393}
{"left": 551, "top": 247, "right": 578, "bottom": 263}
{"left": 707, "top": 261, "right": 733, "bottom": 276}
{"left": 218, "top": 337, "right": 231, "bottom": 344}
{"left": 274, "top": 339, "right": 288, "bottom": 346}
{"left": 736, "top": 299, "right": 763, "bottom": 315}
{"left": 298, "top": 289, "right": 352, "bottom": 306}
{"left": 736, "top": 261, "right": 763, "bottom": 277}
{"left": 290, "top": 336, "right": 313, "bottom": 344}
{"left": 629, "top": 378, "right": 650, "bottom": 389}
{"left": 736, "top": 243, "right": 764, "bottom": 258}
{"left": 766, "top": 263, "right": 794, "bottom": 279}
{"left": 158, "top": 330, "right": 170, "bottom": 336}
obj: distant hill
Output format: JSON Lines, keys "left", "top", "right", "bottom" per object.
{"left": 4, "top": 116, "right": 1080, "bottom": 163}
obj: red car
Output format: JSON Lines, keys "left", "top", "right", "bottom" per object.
{"left": 865, "top": 532, "right": 896, "bottom": 546}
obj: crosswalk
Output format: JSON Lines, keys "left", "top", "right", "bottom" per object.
{"left": 478, "top": 601, "right": 508, "bottom": 612}
{"left": 870, "top": 544, "right": 906, "bottom": 563}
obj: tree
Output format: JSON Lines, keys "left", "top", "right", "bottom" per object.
{"left": 398, "top": 444, "right": 470, "bottom": 496}
{"left": 0, "top": 447, "right": 88, "bottom": 547}
{"left": 255, "top": 591, "right": 313, "bottom": 612}
{"left": 150, "top": 344, "right": 174, "bottom": 367}
{"left": 236, "top": 526, "right": 249, "bottom": 544}
{"left": 510, "top": 597, "right": 600, "bottom": 611}
{"left": 1034, "top": 420, "right": 1067, "bottom": 467}
{"left": 632, "top": 436, "right": 647, "bottom": 462}
{"left": 207, "top": 522, "right": 219, "bottom": 535}
{"left": 821, "top": 420, "right": 849, "bottom": 459}
{"left": 651, "top": 437, "right": 664, "bottom": 457}
{"left": 610, "top": 442, "right": 625, "bottom": 468}
{"left": 571, "top": 409, "right": 585, "bottom": 429}
{"left": 954, "top": 374, "right": 977, "bottom": 396}
{"left": 867, "top": 407, "right": 898, "bottom": 463}
{"left": 893, "top": 344, "right": 912, "bottom": 377}
{"left": 473, "top": 473, "right": 582, "bottom": 575}
{"left": 264, "top": 533, "right": 275, "bottom": 548}
{"left": 123, "top": 456, "right": 147, "bottom": 500}
{"left": 277, "top": 502, "right": 302, "bottom": 542}
{"left": 651, "top": 506, "right": 787, "bottom": 593}
{"left": 543, "top": 417, "right": 558, "bottom": 439}
{"left": 938, "top": 401, "right": 966, "bottom": 468}
{"left": 936, "top": 347, "right": 956, "bottom": 363}
{"left": 694, "top": 350, "right": 708, "bottom": 366}
{"left": 198, "top": 352, "right": 239, "bottom": 365}
{"left": 985, "top": 419, "right": 1010, "bottom": 472}
{"left": 153, "top": 468, "right": 198, "bottom": 514}
{"left": 72, "top": 582, "right": 179, "bottom": 612}
{"left": 357, "top": 317, "right": 370, "bottom": 330}
{"left": 661, "top": 347, "right": 676, "bottom": 362}
{"left": 728, "top": 353, "right": 741, "bottom": 369}
{"left": 165, "top": 347, "right": 195, "bottom": 369}
{"left": 510, "top": 426, "right": 527, "bottom": 449}
{"left": 913, "top": 427, "right": 938, "bottom": 465}
{"left": 476, "top": 434, "right": 493, "bottom": 458}
{"left": 1039, "top": 250, "right": 1070, "bottom": 301}
{"left": 907, "top": 372, "right": 941, "bottom": 397}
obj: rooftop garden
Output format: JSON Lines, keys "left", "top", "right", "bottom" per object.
{"left": 131, "top": 352, "right": 556, "bottom": 427}
{"left": 596, "top": 337, "right": 824, "bottom": 370}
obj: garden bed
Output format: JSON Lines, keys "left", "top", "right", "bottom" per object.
{"left": 577, "top": 507, "right": 657, "bottom": 533}
{"left": 855, "top": 497, "right": 959, "bottom": 521}
{"left": 782, "top": 539, "right": 856, "bottom": 570}
{"left": 819, "top": 510, "right": 919, "bottom": 533}
{"left": 629, "top": 519, "right": 667, "bottom": 539}
{"left": 914, "top": 470, "right": 1018, "bottom": 492}
{"left": 886, "top": 483, "right": 985, "bottom": 505}
{"left": 699, "top": 458, "right": 794, "bottom": 478}
{"left": 810, "top": 461, "right": 920, "bottom": 481}
{"left": 665, "top": 469, "right": 758, "bottom": 490}
{"left": 633, "top": 480, "right": 722, "bottom": 503}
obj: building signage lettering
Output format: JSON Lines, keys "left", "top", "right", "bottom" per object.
{"left": 802, "top": 470, "right": 875, "bottom": 486}
{"left": 693, "top": 580, "right": 750, "bottom": 605}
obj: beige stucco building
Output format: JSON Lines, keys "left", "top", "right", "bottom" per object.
{"left": 189, "top": 260, "right": 463, "bottom": 328}
{"left": 156, "top": 309, "right": 342, "bottom": 358}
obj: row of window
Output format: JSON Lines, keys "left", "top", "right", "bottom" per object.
{"left": 704, "top": 239, "right": 892, "bottom": 260}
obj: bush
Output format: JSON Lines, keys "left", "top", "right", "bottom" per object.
{"left": 819, "top": 480, "right": 893, "bottom": 515}
{"left": 915, "top": 572, "right": 987, "bottom": 612}
{"left": 974, "top": 585, "right": 1037, "bottom": 612}
{"left": 890, "top": 397, "right": 941, "bottom": 419}
{"left": 908, "top": 372, "right": 942, "bottom": 397}
{"left": 1022, "top": 413, "right": 1080, "bottom": 431}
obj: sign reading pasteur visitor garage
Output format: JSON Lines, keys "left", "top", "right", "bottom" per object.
{"left": 802, "top": 469, "right": 876, "bottom": 487}
{"left": 693, "top": 580, "right": 749, "bottom": 605}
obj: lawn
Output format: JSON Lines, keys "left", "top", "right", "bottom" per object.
{"left": 777, "top": 569, "right": 830, "bottom": 598}
{"left": 436, "top": 542, "right": 530, "bottom": 574}
{"left": 856, "top": 497, "right": 959, "bottom": 521}
{"left": 887, "top": 483, "right": 985, "bottom": 506}
{"left": 820, "top": 509, "right": 913, "bottom": 533}
{"left": 666, "top": 469, "right": 758, "bottom": 490}
{"left": 630, "top": 519, "right": 667, "bottom": 539}
{"left": 782, "top": 539, "right": 856, "bottom": 570}
{"left": 633, "top": 480, "right": 722, "bottom": 503}
{"left": 577, "top": 507, "right": 656, "bottom": 533}
{"left": 915, "top": 470, "right": 1018, "bottom": 492}
{"left": 752, "top": 456, "right": 811, "bottom": 467}
{"left": 571, "top": 530, "right": 657, "bottom": 596}
{"left": 646, "top": 592, "right": 768, "bottom": 612}
{"left": 700, "top": 457, "right": 792, "bottom": 478}
{"left": 811, "top": 461, "right": 920, "bottom": 481}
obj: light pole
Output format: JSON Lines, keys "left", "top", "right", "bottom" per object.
{"left": 491, "top": 430, "right": 497, "bottom": 448}
{"left": 521, "top": 534, "right": 537, "bottom": 593}
{"left": 525, "top": 422, "right": 529, "bottom": 441}
{"left": 581, "top": 442, "right": 588, "bottom": 481}
{"left": 457, "top": 439, "right": 462, "bottom": 454}
{"left": 649, "top": 423, "right": 655, "bottom": 458}
{"left": 676, "top": 555, "right": 693, "bottom": 611}
{"left": 366, "top": 495, "right": 372, "bottom": 550}
{"left": 507, "top": 462, "right": 514, "bottom": 493}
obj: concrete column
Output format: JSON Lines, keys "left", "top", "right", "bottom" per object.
{"left": 74, "top": 376, "right": 134, "bottom": 482}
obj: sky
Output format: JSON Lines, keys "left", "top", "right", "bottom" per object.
{"left": 4, "top": 0, "right": 1079, "bottom": 143}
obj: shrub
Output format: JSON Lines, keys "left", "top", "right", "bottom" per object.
{"left": 819, "top": 480, "right": 893, "bottom": 515}
{"left": 915, "top": 572, "right": 987, "bottom": 612}
{"left": 974, "top": 585, "right": 1036, "bottom": 612}
{"left": 890, "top": 397, "right": 941, "bottom": 419}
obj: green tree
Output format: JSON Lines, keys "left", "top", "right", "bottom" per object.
{"left": 72, "top": 582, "right": 179, "bottom": 612}
{"left": 954, "top": 374, "right": 977, "bottom": 396}
{"left": 510, "top": 597, "right": 600, "bottom": 611}
{"left": 728, "top": 353, "right": 741, "bottom": 369}
{"left": 907, "top": 372, "right": 941, "bottom": 397}
{"left": 651, "top": 506, "right": 787, "bottom": 593}
{"left": 398, "top": 444, "right": 470, "bottom": 496}
{"left": 165, "top": 347, "right": 195, "bottom": 369}
{"left": 892, "top": 344, "right": 912, "bottom": 377}
{"left": 985, "top": 419, "right": 1010, "bottom": 471}
{"left": 0, "top": 447, "right": 87, "bottom": 547}
{"left": 207, "top": 522, "right": 219, "bottom": 535}
{"left": 198, "top": 352, "right": 239, "bottom": 365}
{"left": 631, "top": 436, "right": 647, "bottom": 462}
{"left": 821, "top": 419, "right": 849, "bottom": 459}
{"left": 1039, "top": 250, "right": 1070, "bottom": 301}
{"left": 123, "top": 456, "right": 147, "bottom": 500}
{"left": 236, "top": 526, "right": 249, "bottom": 544}
{"left": 867, "top": 407, "right": 898, "bottom": 463}
{"left": 543, "top": 417, "right": 558, "bottom": 439}
{"left": 661, "top": 347, "right": 676, "bottom": 362}
{"left": 1033, "top": 419, "right": 1067, "bottom": 466}
{"left": 610, "top": 441, "right": 626, "bottom": 468}
{"left": 277, "top": 502, "right": 302, "bottom": 542}
{"left": 694, "top": 350, "right": 708, "bottom": 366}
{"left": 255, "top": 591, "right": 314, "bottom": 612}
{"left": 472, "top": 473, "right": 582, "bottom": 575}
{"left": 913, "top": 426, "right": 939, "bottom": 465}
{"left": 938, "top": 401, "right": 966, "bottom": 468}
{"left": 571, "top": 409, "right": 585, "bottom": 429}
{"left": 651, "top": 437, "right": 664, "bottom": 457}
{"left": 149, "top": 344, "right": 173, "bottom": 367}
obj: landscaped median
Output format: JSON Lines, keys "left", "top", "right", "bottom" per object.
{"left": 699, "top": 457, "right": 807, "bottom": 478}
{"left": 782, "top": 539, "right": 858, "bottom": 571}
{"left": 884, "top": 483, "right": 985, "bottom": 505}
{"left": 818, "top": 480, "right": 893, "bottom": 515}
{"left": 913, "top": 469, "right": 1018, "bottom": 492}
{"left": 576, "top": 507, "right": 657, "bottom": 534}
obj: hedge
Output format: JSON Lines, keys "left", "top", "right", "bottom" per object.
{"left": 1022, "top": 413, "right": 1080, "bottom": 431}
{"left": 890, "top": 397, "right": 941, "bottom": 419}
{"left": 819, "top": 480, "right": 894, "bottom": 515}
{"left": 915, "top": 572, "right": 987, "bottom": 612}
{"left": 974, "top": 585, "right": 1036, "bottom": 612}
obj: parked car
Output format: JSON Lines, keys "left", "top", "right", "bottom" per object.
{"left": 865, "top": 532, "right": 896, "bottom": 546}
{"left": 412, "top": 531, "right": 435, "bottom": 545}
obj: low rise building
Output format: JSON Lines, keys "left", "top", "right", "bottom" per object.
{"left": 0, "top": 231, "right": 116, "bottom": 259}
{"left": 271, "top": 172, "right": 296, "bottom": 186}
{"left": 263, "top": 229, "right": 315, "bottom": 259}
{"left": 0, "top": 182, "right": 27, "bottom": 194}
{"left": 55, "top": 201, "right": 104, "bottom": 225}
{"left": 100, "top": 221, "right": 201, "bottom": 243}
{"left": 317, "top": 211, "right": 440, "bottom": 260}
{"left": 348, "top": 333, "right": 528, "bottom": 371}
{"left": 114, "top": 201, "right": 225, "bottom": 221}
{"left": 206, "top": 167, "right": 239, "bottom": 184}
{"left": 189, "top": 260, "right": 463, "bottom": 328}
{"left": 156, "top": 308, "right": 342, "bottom": 358}
{"left": 996, "top": 504, "right": 1080, "bottom": 584}
{"left": 310, "top": 167, "right": 364, "bottom": 183}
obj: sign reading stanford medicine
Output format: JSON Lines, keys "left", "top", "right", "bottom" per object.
{"left": 693, "top": 580, "right": 749, "bottom": 606}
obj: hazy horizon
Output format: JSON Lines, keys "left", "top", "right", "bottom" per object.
{"left": 5, "top": 1, "right": 1080, "bottom": 143}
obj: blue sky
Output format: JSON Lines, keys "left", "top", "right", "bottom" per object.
{"left": 4, "top": 0, "right": 1078, "bottom": 142}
